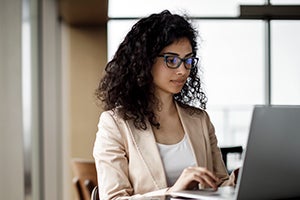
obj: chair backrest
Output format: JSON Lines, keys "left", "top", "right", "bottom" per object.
{"left": 91, "top": 186, "right": 100, "bottom": 200}
{"left": 220, "top": 145, "right": 243, "bottom": 173}
{"left": 72, "top": 158, "right": 98, "bottom": 200}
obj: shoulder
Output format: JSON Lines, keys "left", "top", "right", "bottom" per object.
{"left": 100, "top": 108, "right": 124, "bottom": 122}
{"left": 96, "top": 109, "right": 129, "bottom": 145}
{"left": 176, "top": 103, "right": 212, "bottom": 126}
{"left": 177, "top": 103, "right": 207, "bottom": 117}
{"left": 98, "top": 109, "right": 128, "bottom": 133}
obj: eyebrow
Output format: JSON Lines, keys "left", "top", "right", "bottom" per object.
{"left": 162, "top": 52, "right": 194, "bottom": 57}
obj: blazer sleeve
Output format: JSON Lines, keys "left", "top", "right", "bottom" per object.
{"left": 93, "top": 111, "right": 134, "bottom": 200}
{"left": 93, "top": 111, "right": 169, "bottom": 200}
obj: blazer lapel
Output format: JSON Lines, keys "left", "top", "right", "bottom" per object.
{"left": 127, "top": 104, "right": 208, "bottom": 189}
{"left": 129, "top": 120, "right": 167, "bottom": 189}
{"left": 176, "top": 103, "right": 208, "bottom": 168}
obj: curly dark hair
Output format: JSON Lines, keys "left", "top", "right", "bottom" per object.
{"left": 96, "top": 10, "right": 207, "bottom": 130}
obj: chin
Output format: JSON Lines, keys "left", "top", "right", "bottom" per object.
{"left": 171, "top": 89, "right": 183, "bottom": 94}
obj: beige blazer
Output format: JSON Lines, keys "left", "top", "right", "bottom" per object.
{"left": 93, "top": 103, "right": 234, "bottom": 200}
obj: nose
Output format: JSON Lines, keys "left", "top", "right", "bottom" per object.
{"left": 176, "top": 61, "right": 188, "bottom": 76}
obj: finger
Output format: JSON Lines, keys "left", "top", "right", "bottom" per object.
{"left": 190, "top": 167, "right": 219, "bottom": 182}
{"left": 200, "top": 174, "right": 218, "bottom": 189}
{"left": 183, "top": 167, "right": 219, "bottom": 189}
{"left": 200, "top": 169, "right": 219, "bottom": 182}
{"left": 190, "top": 171, "right": 218, "bottom": 189}
{"left": 189, "top": 173, "right": 216, "bottom": 189}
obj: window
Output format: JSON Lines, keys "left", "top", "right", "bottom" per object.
{"left": 271, "top": 21, "right": 300, "bottom": 105}
{"left": 107, "top": 1, "right": 300, "bottom": 149}
{"left": 197, "top": 20, "right": 265, "bottom": 146}
{"left": 108, "top": 0, "right": 264, "bottom": 18}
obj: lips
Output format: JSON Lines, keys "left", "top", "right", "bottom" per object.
{"left": 171, "top": 79, "right": 186, "bottom": 86}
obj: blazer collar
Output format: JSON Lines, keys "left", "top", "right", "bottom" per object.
{"left": 130, "top": 120, "right": 167, "bottom": 189}
{"left": 130, "top": 102, "right": 207, "bottom": 189}
{"left": 175, "top": 103, "right": 207, "bottom": 168}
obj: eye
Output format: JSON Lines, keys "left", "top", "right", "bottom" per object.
{"left": 185, "top": 57, "right": 193, "bottom": 65}
{"left": 165, "top": 56, "right": 178, "bottom": 65}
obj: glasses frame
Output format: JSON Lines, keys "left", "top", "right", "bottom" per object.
{"left": 157, "top": 54, "right": 199, "bottom": 70}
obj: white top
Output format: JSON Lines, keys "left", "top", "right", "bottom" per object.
{"left": 157, "top": 134, "right": 197, "bottom": 186}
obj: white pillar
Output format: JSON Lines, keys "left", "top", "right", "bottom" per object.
{"left": 0, "top": 0, "right": 24, "bottom": 199}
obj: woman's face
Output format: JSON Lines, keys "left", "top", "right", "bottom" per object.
{"left": 151, "top": 37, "right": 193, "bottom": 99}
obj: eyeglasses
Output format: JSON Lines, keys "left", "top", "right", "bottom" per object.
{"left": 157, "top": 54, "right": 199, "bottom": 70}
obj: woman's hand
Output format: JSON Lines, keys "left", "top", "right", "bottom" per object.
{"left": 167, "top": 166, "right": 219, "bottom": 193}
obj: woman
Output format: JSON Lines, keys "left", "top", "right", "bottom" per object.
{"left": 93, "top": 10, "right": 235, "bottom": 200}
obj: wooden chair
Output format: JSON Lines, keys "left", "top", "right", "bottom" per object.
{"left": 72, "top": 158, "right": 98, "bottom": 200}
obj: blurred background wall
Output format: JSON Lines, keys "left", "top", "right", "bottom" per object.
{"left": 1, "top": 0, "right": 107, "bottom": 199}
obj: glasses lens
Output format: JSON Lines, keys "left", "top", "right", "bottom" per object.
{"left": 185, "top": 57, "right": 197, "bottom": 69}
{"left": 165, "top": 56, "right": 179, "bottom": 68}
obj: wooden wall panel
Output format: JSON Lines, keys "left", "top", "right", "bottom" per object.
{"left": 59, "top": 0, "right": 108, "bottom": 26}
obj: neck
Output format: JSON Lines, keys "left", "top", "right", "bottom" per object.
{"left": 155, "top": 94, "right": 176, "bottom": 117}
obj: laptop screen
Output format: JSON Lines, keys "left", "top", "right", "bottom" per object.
{"left": 236, "top": 105, "right": 300, "bottom": 199}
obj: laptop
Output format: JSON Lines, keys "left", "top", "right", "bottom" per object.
{"left": 170, "top": 105, "right": 300, "bottom": 200}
